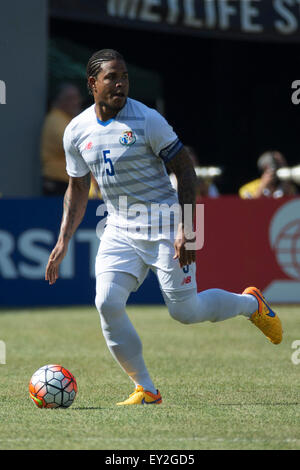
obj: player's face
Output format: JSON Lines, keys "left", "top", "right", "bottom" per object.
{"left": 92, "top": 59, "right": 129, "bottom": 112}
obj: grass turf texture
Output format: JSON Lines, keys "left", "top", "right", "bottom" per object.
{"left": 0, "top": 305, "right": 299, "bottom": 450}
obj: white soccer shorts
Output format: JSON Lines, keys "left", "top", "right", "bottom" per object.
{"left": 95, "top": 225, "right": 197, "bottom": 295}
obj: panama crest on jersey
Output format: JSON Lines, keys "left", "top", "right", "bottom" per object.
{"left": 119, "top": 129, "right": 136, "bottom": 146}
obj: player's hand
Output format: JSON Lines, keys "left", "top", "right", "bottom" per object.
{"left": 173, "top": 224, "right": 196, "bottom": 268}
{"left": 45, "top": 242, "right": 68, "bottom": 285}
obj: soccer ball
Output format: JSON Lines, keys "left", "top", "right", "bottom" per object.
{"left": 29, "top": 364, "right": 77, "bottom": 409}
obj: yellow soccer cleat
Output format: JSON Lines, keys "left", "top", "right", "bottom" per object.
{"left": 116, "top": 385, "right": 162, "bottom": 406}
{"left": 243, "top": 286, "right": 283, "bottom": 344}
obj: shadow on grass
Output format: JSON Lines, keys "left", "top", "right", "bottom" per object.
{"left": 72, "top": 406, "right": 104, "bottom": 410}
{"left": 73, "top": 403, "right": 300, "bottom": 409}
{"left": 216, "top": 402, "right": 300, "bottom": 406}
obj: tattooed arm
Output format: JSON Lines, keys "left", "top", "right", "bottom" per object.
{"left": 165, "top": 146, "right": 197, "bottom": 267}
{"left": 45, "top": 173, "right": 91, "bottom": 285}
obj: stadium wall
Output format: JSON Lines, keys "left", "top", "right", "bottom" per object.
{"left": 0, "top": 1, "right": 48, "bottom": 197}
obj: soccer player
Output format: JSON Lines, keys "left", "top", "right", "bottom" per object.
{"left": 45, "top": 49, "right": 282, "bottom": 406}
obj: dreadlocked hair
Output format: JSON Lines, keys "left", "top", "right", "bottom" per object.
{"left": 86, "top": 49, "right": 125, "bottom": 95}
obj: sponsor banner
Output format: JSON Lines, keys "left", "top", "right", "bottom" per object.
{"left": 0, "top": 198, "right": 163, "bottom": 306}
{"left": 196, "top": 196, "right": 300, "bottom": 303}
{"left": 50, "top": 0, "right": 300, "bottom": 42}
{"left": 0, "top": 196, "right": 299, "bottom": 306}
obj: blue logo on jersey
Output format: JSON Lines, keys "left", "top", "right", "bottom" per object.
{"left": 119, "top": 130, "right": 136, "bottom": 146}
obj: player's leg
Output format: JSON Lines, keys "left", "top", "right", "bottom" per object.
{"left": 95, "top": 226, "right": 162, "bottom": 404}
{"left": 163, "top": 284, "right": 282, "bottom": 344}
{"left": 150, "top": 239, "right": 257, "bottom": 322}
{"left": 158, "top": 262, "right": 257, "bottom": 323}
{"left": 162, "top": 283, "right": 257, "bottom": 323}
{"left": 95, "top": 271, "right": 157, "bottom": 394}
{"left": 95, "top": 271, "right": 162, "bottom": 405}
{"left": 153, "top": 240, "right": 282, "bottom": 343}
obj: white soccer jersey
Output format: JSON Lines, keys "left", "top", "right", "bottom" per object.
{"left": 64, "top": 98, "right": 183, "bottom": 239}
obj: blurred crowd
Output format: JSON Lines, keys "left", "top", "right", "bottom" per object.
{"left": 40, "top": 82, "right": 300, "bottom": 201}
{"left": 41, "top": 83, "right": 82, "bottom": 196}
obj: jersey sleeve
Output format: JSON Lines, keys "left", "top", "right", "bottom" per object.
{"left": 63, "top": 124, "right": 90, "bottom": 177}
{"left": 145, "top": 109, "right": 183, "bottom": 163}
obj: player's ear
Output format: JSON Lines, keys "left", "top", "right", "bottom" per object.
{"left": 88, "top": 76, "right": 97, "bottom": 93}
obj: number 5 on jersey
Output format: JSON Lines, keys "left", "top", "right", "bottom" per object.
{"left": 103, "top": 150, "right": 115, "bottom": 176}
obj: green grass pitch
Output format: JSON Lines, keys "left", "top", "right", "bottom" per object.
{"left": 0, "top": 304, "right": 299, "bottom": 450}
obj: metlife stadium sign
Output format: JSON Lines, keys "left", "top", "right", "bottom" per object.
{"left": 51, "top": 0, "right": 300, "bottom": 42}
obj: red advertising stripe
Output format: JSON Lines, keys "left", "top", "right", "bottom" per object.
{"left": 196, "top": 197, "right": 298, "bottom": 295}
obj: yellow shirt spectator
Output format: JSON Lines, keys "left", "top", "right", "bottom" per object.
{"left": 41, "top": 83, "right": 83, "bottom": 195}
{"left": 41, "top": 108, "right": 71, "bottom": 183}
{"left": 89, "top": 174, "right": 102, "bottom": 199}
{"left": 239, "top": 178, "right": 262, "bottom": 199}
{"left": 239, "top": 150, "right": 297, "bottom": 199}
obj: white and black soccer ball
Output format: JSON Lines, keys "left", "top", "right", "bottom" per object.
{"left": 29, "top": 364, "right": 77, "bottom": 408}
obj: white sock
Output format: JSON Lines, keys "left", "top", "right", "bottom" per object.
{"left": 165, "top": 288, "right": 258, "bottom": 324}
{"left": 122, "top": 354, "right": 157, "bottom": 393}
{"left": 240, "top": 294, "right": 258, "bottom": 318}
{"left": 96, "top": 272, "right": 157, "bottom": 394}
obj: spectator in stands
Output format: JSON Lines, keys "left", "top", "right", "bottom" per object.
{"left": 169, "top": 145, "right": 220, "bottom": 198}
{"left": 41, "top": 83, "right": 83, "bottom": 195}
{"left": 89, "top": 174, "right": 102, "bottom": 199}
{"left": 239, "top": 150, "right": 297, "bottom": 199}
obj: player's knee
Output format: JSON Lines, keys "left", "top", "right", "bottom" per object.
{"left": 95, "top": 290, "right": 126, "bottom": 322}
{"left": 163, "top": 289, "right": 197, "bottom": 324}
{"left": 167, "top": 302, "right": 193, "bottom": 325}
{"left": 96, "top": 295, "right": 126, "bottom": 343}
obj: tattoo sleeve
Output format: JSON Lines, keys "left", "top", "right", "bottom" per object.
{"left": 166, "top": 147, "right": 197, "bottom": 229}
{"left": 59, "top": 173, "right": 91, "bottom": 243}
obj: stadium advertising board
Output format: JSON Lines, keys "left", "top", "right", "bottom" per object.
{"left": 0, "top": 197, "right": 299, "bottom": 306}
{"left": 51, "top": 0, "right": 300, "bottom": 42}
{"left": 196, "top": 196, "right": 300, "bottom": 303}
{"left": 0, "top": 198, "right": 163, "bottom": 306}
